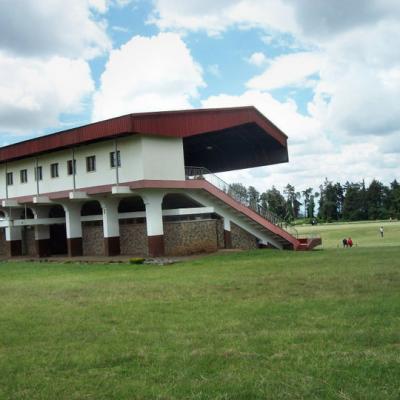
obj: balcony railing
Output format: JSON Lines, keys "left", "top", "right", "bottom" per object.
{"left": 185, "top": 166, "right": 298, "bottom": 238}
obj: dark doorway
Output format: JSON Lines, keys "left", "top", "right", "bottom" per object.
{"left": 49, "top": 205, "right": 67, "bottom": 255}
{"left": 49, "top": 224, "right": 67, "bottom": 255}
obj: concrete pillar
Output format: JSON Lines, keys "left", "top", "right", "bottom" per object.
{"left": 5, "top": 225, "right": 22, "bottom": 257}
{"left": 32, "top": 207, "right": 51, "bottom": 257}
{"left": 223, "top": 217, "right": 232, "bottom": 249}
{"left": 99, "top": 198, "right": 120, "bottom": 256}
{"left": 3, "top": 208, "right": 23, "bottom": 257}
{"left": 63, "top": 202, "right": 83, "bottom": 257}
{"left": 142, "top": 191, "right": 165, "bottom": 257}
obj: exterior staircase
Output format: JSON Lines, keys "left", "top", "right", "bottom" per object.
{"left": 185, "top": 167, "right": 321, "bottom": 251}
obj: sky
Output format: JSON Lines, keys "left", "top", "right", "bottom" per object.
{"left": 0, "top": 0, "right": 399, "bottom": 193}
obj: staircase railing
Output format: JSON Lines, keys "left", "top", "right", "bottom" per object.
{"left": 185, "top": 166, "right": 298, "bottom": 238}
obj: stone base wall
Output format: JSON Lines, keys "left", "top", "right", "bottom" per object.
{"left": 82, "top": 223, "right": 104, "bottom": 256}
{"left": 216, "top": 220, "right": 225, "bottom": 249}
{"left": 0, "top": 218, "right": 260, "bottom": 258}
{"left": 231, "top": 222, "right": 259, "bottom": 250}
{"left": 120, "top": 222, "right": 148, "bottom": 256}
{"left": 164, "top": 219, "right": 219, "bottom": 256}
{"left": 0, "top": 229, "right": 6, "bottom": 255}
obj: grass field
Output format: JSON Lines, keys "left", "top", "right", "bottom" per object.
{"left": 297, "top": 220, "right": 400, "bottom": 249}
{"left": 0, "top": 223, "right": 399, "bottom": 399}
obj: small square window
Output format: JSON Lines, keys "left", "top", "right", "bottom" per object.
{"left": 20, "top": 169, "right": 28, "bottom": 183}
{"left": 6, "top": 172, "right": 13, "bottom": 186}
{"left": 86, "top": 155, "right": 96, "bottom": 172}
{"left": 50, "top": 163, "right": 59, "bottom": 178}
{"left": 67, "top": 159, "right": 76, "bottom": 175}
{"left": 35, "top": 166, "right": 43, "bottom": 181}
{"left": 110, "top": 151, "right": 121, "bottom": 168}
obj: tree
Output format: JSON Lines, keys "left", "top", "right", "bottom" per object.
{"left": 388, "top": 180, "right": 400, "bottom": 218}
{"left": 261, "top": 186, "right": 286, "bottom": 220}
{"left": 229, "top": 183, "right": 248, "bottom": 204}
{"left": 366, "top": 179, "right": 387, "bottom": 219}
{"left": 335, "top": 182, "right": 345, "bottom": 219}
{"left": 284, "top": 184, "right": 301, "bottom": 221}
{"left": 302, "top": 188, "right": 313, "bottom": 218}
{"left": 342, "top": 182, "right": 367, "bottom": 221}
{"left": 247, "top": 186, "right": 260, "bottom": 210}
{"left": 318, "top": 179, "right": 340, "bottom": 221}
{"left": 309, "top": 192, "right": 318, "bottom": 219}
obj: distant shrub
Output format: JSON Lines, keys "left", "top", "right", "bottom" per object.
{"left": 129, "top": 258, "right": 145, "bottom": 265}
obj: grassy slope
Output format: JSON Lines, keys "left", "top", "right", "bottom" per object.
{"left": 1, "top": 243, "right": 399, "bottom": 399}
{"left": 297, "top": 220, "right": 400, "bottom": 249}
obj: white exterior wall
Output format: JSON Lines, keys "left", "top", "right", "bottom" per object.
{"left": 141, "top": 136, "right": 185, "bottom": 181}
{"left": 0, "top": 135, "right": 184, "bottom": 199}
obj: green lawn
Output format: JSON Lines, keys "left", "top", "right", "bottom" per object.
{"left": 297, "top": 220, "right": 400, "bottom": 249}
{"left": 0, "top": 237, "right": 399, "bottom": 398}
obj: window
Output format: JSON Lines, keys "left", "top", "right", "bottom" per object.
{"left": 86, "top": 155, "right": 96, "bottom": 172}
{"left": 67, "top": 159, "right": 76, "bottom": 175}
{"left": 6, "top": 172, "right": 13, "bottom": 186}
{"left": 50, "top": 163, "right": 59, "bottom": 178}
{"left": 20, "top": 169, "right": 28, "bottom": 183}
{"left": 110, "top": 151, "right": 121, "bottom": 168}
{"left": 34, "top": 166, "right": 43, "bottom": 181}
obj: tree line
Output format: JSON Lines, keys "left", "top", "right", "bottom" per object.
{"left": 229, "top": 179, "right": 400, "bottom": 223}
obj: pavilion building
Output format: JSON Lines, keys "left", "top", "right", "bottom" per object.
{"left": 0, "top": 106, "right": 320, "bottom": 258}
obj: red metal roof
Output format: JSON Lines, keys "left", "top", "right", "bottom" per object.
{"left": 0, "top": 106, "right": 287, "bottom": 163}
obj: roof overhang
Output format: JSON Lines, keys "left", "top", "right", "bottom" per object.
{"left": 183, "top": 122, "right": 288, "bottom": 173}
{"left": 0, "top": 106, "right": 289, "bottom": 171}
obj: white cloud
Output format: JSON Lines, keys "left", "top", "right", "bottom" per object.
{"left": 149, "top": 0, "right": 400, "bottom": 144}
{"left": 149, "top": 0, "right": 297, "bottom": 36}
{"left": 248, "top": 52, "right": 267, "bottom": 66}
{"left": 0, "top": 53, "right": 94, "bottom": 133}
{"left": 288, "top": 0, "right": 400, "bottom": 41}
{"left": 92, "top": 33, "right": 205, "bottom": 121}
{"left": 112, "top": 26, "right": 130, "bottom": 33}
{"left": 308, "top": 21, "right": 400, "bottom": 139}
{"left": 0, "top": 0, "right": 111, "bottom": 59}
{"left": 150, "top": 0, "right": 400, "bottom": 44}
{"left": 247, "top": 52, "right": 323, "bottom": 90}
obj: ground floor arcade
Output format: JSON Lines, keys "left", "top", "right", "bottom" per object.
{"left": 0, "top": 189, "right": 260, "bottom": 258}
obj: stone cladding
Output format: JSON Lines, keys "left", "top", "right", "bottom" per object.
{"left": 82, "top": 222, "right": 104, "bottom": 256}
{"left": 120, "top": 221, "right": 148, "bottom": 256}
{"left": 0, "top": 229, "right": 6, "bottom": 255}
{"left": 231, "top": 222, "right": 258, "bottom": 250}
{"left": 164, "top": 219, "right": 219, "bottom": 256}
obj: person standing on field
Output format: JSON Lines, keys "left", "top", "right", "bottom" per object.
{"left": 380, "top": 226, "right": 384, "bottom": 238}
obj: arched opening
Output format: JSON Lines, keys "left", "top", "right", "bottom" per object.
{"left": 19, "top": 207, "right": 35, "bottom": 220}
{"left": 81, "top": 201, "right": 103, "bottom": 216}
{"left": 118, "top": 196, "right": 145, "bottom": 213}
{"left": 49, "top": 205, "right": 67, "bottom": 255}
{"left": 162, "top": 193, "right": 202, "bottom": 210}
{"left": 49, "top": 205, "right": 65, "bottom": 218}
